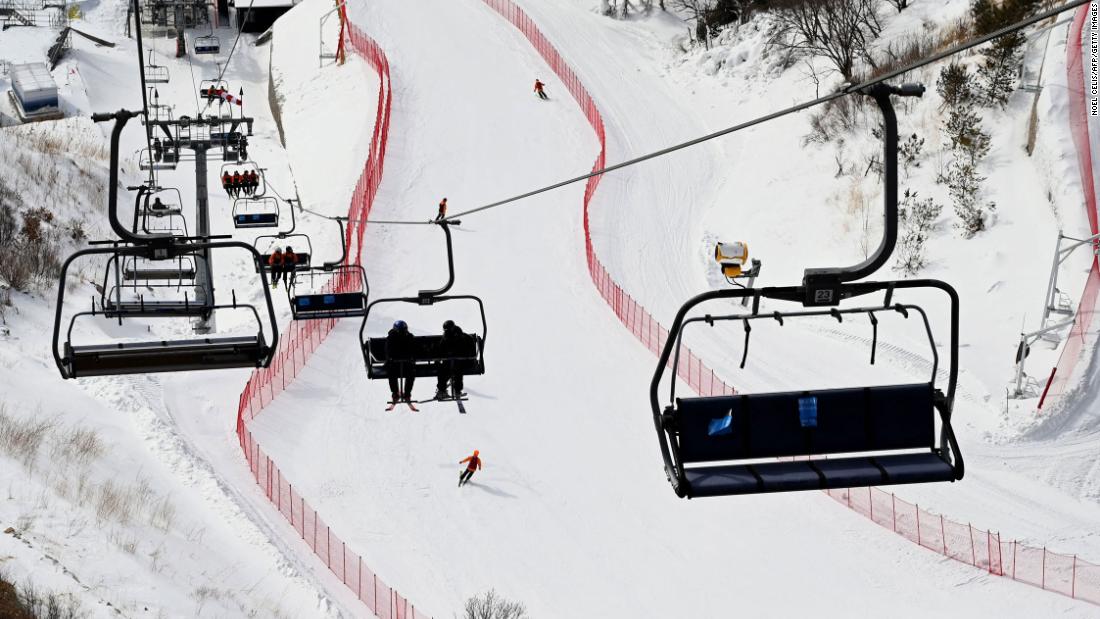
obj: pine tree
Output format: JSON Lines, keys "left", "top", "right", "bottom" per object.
{"left": 936, "top": 63, "right": 972, "bottom": 110}
{"left": 977, "top": 34, "right": 1023, "bottom": 107}
{"left": 946, "top": 161, "right": 995, "bottom": 237}
{"left": 944, "top": 101, "right": 990, "bottom": 165}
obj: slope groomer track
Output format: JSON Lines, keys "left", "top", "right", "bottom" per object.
{"left": 244, "top": 0, "right": 1098, "bottom": 615}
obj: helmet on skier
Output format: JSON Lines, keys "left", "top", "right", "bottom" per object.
{"left": 443, "top": 320, "right": 455, "bottom": 332}
{"left": 285, "top": 245, "right": 293, "bottom": 252}
{"left": 394, "top": 320, "right": 408, "bottom": 331}
{"left": 473, "top": 450, "right": 479, "bottom": 456}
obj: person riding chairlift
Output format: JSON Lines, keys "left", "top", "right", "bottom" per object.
{"left": 435, "top": 319, "right": 470, "bottom": 400}
{"left": 386, "top": 320, "right": 416, "bottom": 405}
{"left": 231, "top": 171, "right": 243, "bottom": 198}
{"left": 268, "top": 248, "right": 284, "bottom": 289}
{"left": 221, "top": 171, "right": 232, "bottom": 196}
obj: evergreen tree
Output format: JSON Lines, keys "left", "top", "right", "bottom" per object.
{"left": 944, "top": 101, "right": 991, "bottom": 165}
{"left": 946, "top": 161, "right": 995, "bottom": 237}
{"left": 936, "top": 63, "right": 972, "bottom": 110}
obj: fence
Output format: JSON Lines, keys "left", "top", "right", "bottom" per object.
{"left": 481, "top": 0, "right": 1100, "bottom": 607}
{"left": 234, "top": 22, "right": 432, "bottom": 619}
{"left": 1044, "top": 4, "right": 1100, "bottom": 410}
{"left": 825, "top": 487, "right": 1100, "bottom": 604}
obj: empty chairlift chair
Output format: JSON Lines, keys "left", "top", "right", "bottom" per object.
{"left": 651, "top": 284, "right": 964, "bottom": 498}
{"left": 144, "top": 50, "right": 169, "bottom": 84}
{"left": 122, "top": 254, "right": 197, "bottom": 286}
{"left": 232, "top": 197, "right": 279, "bottom": 228}
{"left": 649, "top": 82, "right": 963, "bottom": 498}
{"left": 54, "top": 241, "right": 280, "bottom": 378}
{"left": 99, "top": 252, "right": 212, "bottom": 318}
{"left": 289, "top": 264, "right": 369, "bottom": 320}
{"left": 194, "top": 32, "right": 220, "bottom": 55}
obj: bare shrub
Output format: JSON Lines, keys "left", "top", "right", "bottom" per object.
{"left": 806, "top": 95, "right": 866, "bottom": 144}
{"left": 767, "top": 0, "right": 882, "bottom": 81}
{"left": 463, "top": 589, "right": 528, "bottom": 619}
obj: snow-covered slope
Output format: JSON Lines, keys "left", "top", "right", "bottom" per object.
{"left": 246, "top": 0, "right": 1098, "bottom": 615}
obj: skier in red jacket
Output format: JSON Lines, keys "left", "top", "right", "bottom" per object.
{"left": 458, "top": 450, "right": 482, "bottom": 487}
{"left": 534, "top": 79, "right": 549, "bottom": 100}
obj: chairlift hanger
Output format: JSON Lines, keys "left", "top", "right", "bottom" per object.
{"left": 649, "top": 83, "right": 964, "bottom": 498}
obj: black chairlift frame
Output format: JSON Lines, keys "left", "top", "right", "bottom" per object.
{"left": 50, "top": 110, "right": 280, "bottom": 379}
{"left": 359, "top": 221, "right": 487, "bottom": 380}
{"left": 650, "top": 83, "right": 964, "bottom": 498}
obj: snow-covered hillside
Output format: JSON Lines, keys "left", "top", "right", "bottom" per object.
{"left": 2, "top": 0, "right": 1100, "bottom": 616}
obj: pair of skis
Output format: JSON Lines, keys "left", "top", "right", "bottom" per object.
{"left": 385, "top": 394, "right": 468, "bottom": 414}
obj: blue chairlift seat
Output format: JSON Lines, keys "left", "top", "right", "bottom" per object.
{"left": 194, "top": 36, "right": 220, "bottom": 55}
{"left": 670, "top": 383, "right": 956, "bottom": 497}
{"left": 234, "top": 212, "right": 279, "bottom": 228}
{"left": 290, "top": 291, "right": 366, "bottom": 319}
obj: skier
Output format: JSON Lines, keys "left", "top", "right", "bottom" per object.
{"left": 283, "top": 245, "right": 297, "bottom": 287}
{"left": 248, "top": 170, "right": 260, "bottom": 196}
{"left": 152, "top": 138, "right": 163, "bottom": 162}
{"left": 231, "top": 171, "right": 243, "bottom": 198}
{"left": 268, "top": 248, "right": 284, "bottom": 289}
{"left": 385, "top": 320, "right": 417, "bottom": 408}
{"left": 221, "top": 171, "right": 233, "bottom": 196}
{"left": 534, "top": 79, "right": 549, "bottom": 100}
{"left": 458, "top": 450, "right": 481, "bottom": 487}
{"left": 435, "top": 319, "right": 470, "bottom": 400}
{"left": 149, "top": 197, "right": 168, "bottom": 213}
{"left": 435, "top": 197, "right": 448, "bottom": 222}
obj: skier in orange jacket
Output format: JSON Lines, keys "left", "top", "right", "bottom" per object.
{"left": 435, "top": 197, "right": 448, "bottom": 221}
{"left": 534, "top": 79, "right": 548, "bottom": 100}
{"left": 458, "top": 450, "right": 481, "bottom": 487}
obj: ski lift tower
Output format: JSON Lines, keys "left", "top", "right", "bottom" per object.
{"left": 147, "top": 113, "right": 255, "bottom": 333}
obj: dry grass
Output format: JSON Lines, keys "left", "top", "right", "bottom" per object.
{"left": 0, "top": 407, "right": 56, "bottom": 471}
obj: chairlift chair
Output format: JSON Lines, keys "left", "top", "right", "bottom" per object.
{"left": 54, "top": 240, "right": 279, "bottom": 378}
{"left": 122, "top": 254, "right": 197, "bottom": 284}
{"left": 255, "top": 232, "right": 312, "bottom": 274}
{"left": 231, "top": 197, "right": 280, "bottom": 229}
{"left": 289, "top": 264, "right": 370, "bottom": 320}
{"left": 194, "top": 32, "right": 220, "bottom": 55}
{"left": 219, "top": 161, "right": 266, "bottom": 197}
{"left": 199, "top": 79, "right": 229, "bottom": 100}
{"left": 137, "top": 146, "right": 178, "bottom": 171}
{"left": 134, "top": 188, "right": 189, "bottom": 239}
{"left": 144, "top": 50, "right": 169, "bottom": 84}
{"left": 650, "top": 83, "right": 964, "bottom": 498}
{"left": 359, "top": 222, "right": 487, "bottom": 390}
{"left": 99, "top": 252, "right": 212, "bottom": 318}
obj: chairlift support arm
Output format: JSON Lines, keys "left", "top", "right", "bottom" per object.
{"left": 801, "top": 83, "right": 925, "bottom": 306}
